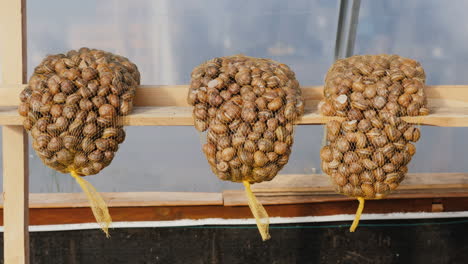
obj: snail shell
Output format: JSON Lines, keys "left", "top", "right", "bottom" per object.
{"left": 360, "top": 170, "right": 375, "bottom": 184}
{"left": 361, "top": 183, "right": 375, "bottom": 198}
{"left": 335, "top": 137, "right": 350, "bottom": 153}
{"left": 254, "top": 151, "right": 269, "bottom": 167}
{"left": 221, "top": 147, "right": 236, "bottom": 161}
{"left": 349, "top": 162, "right": 363, "bottom": 174}
{"left": 320, "top": 146, "right": 333, "bottom": 162}
{"left": 332, "top": 172, "right": 347, "bottom": 186}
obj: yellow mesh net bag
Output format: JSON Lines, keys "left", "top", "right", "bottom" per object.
{"left": 18, "top": 47, "right": 140, "bottom": 236}
{"left": 318, "top": 55, "right": 427, "bottom": 231}
{"left": 188, "top": 55, "right": 304, "bottom": 240}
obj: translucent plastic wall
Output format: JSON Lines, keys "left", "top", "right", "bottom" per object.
{"left": 15, "top": 0, "right": 337, "bottom": 192}
{"left": 356, "top": 0, "right": 468, "bottom": 174}
{"left": 0, "top": 0, "right": 464, "bottom": 192}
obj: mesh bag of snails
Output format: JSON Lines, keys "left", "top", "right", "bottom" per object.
{"left": 188, "top": 55, "right": 304, "bottom": 240}
{"left": 18, "top": 48, "right": 140, "bottom": 236}
{"left": 318, "top": 54, "right": 428, "bottom": 232}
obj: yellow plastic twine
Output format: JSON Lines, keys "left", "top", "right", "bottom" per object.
{"left": 349, "top": 197, "right": 365, "bottom": 232}
{"left": 70, "top": 170, "right": 112, "bottom": 237}
{"left": 243, "top": 181, "right": 271, "bottom": 241}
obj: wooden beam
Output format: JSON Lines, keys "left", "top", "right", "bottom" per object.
{"left": 251, "top": 173, "right": 468, "bottom": 192}
{"left": 0, "top": 0, "right": 29, "bottom": 263}
{"left": 0, "top": 6, "right": 27, "bottom": 85}
{"left": 1, "top": 101, "right": 468, "bottom": 126}
{"left": 3, "top": 85, "right": 468, "bottom": 107}
{"left": 0, "top": 171, "right": 461, "bottom": 208}
{"left": 0, "top": 170, "right": 462, "bottom": 209}
{"left": 0, "top": 197, "right": 466, "bottom": 226}
{"left": 223, "top": 189, "right": 468, "bottom": 206}
{"left": 2, "top": 85, "right": 468, "bottom": 126}
{"left": 0, "top": 181, "right": 461, "bottom": 226}
{"left": 0, "top": 192, "right": 223, "bottom": 209}
{"left": 1, "top": 136, "right": 29, "bottom": 255}
{"left": 0, "top": 173, "right": 459, "bottom": 208}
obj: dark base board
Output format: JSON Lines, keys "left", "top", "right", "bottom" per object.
{"left": 2, "top": 218, "right": 468, "bottom": 264}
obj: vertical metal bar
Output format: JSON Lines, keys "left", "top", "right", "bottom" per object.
{"left": 334, "top": 0, "right": 349, "bottom": 61}
{"left": 334, "top": 0, "right": 361, "bottom": 60}
{"left": 345, "top": 0, "right": 361, "bottom": 57}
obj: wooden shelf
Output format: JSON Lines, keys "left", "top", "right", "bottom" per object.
{"left": 251, "top": 172, "right": 468, "bottom": 192}
{"left": 0, "top": 192, "right": 222, "bottom": 209}
{"left": 0, "top": 172, "right": 466, "bottom": 225}
{"left": 226, "top": 172, "right": 468, "bottom": 206}
{"left": 2, "top": 85, "right": 468, "bottom": 126}
{"left": 0, "top": 172, "right": 463, "bottom": 208}
{"left": 2, "top": 196, "right": 468, "bottom": 226}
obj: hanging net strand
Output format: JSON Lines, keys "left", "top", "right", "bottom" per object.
{"left": 243, "top": 181, "right": 271, "bottom": 241}
{"left": 350, "top": 197, "right": 365, "bottom": 232}
{"left": 71, "top": 170, "right": 112, "bottom": 237}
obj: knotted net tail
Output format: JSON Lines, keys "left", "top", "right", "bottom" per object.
{"left": 350, "top": 197, "right": 365, "bottom": 232}
{"left": 243, "top": 181, "right": 271, "bottom": 241}
{"left": 71, "top": 170, "right": 112, "bottom": 237}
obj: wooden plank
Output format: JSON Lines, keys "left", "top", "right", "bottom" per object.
{"left": 226, "top": 173, "right": 468, "bottom": 206}
{"left": 122, "top": 106, "right": 194, "bottom": 126}
{"left": 0, "top": 180, "right": 460, "bottom": 208}
{"left": 0, "top": 183, "right": 462, "bottom": 209}
{"left": 0, "top": 107, "right": 22, "bottom": 125}
{"left": 0, "top": 85, "right": 25, "bottom": 106}
{"left": 2, "top": 126, "right": 29, "bottom": 263}
{"left": 2, "top": 85, "right": 468, "bottom": 106}
{"left": 252, "top": 173, "right": 468, "bottom": 192}
{"left": 0, "top": 84, "right": 319, "bottom": 106}
{"left": 2, "top": 98, "right": 468, "bottom": 126}
{"left": 223, "top": 189, "right": 468, "bottom": 206}
{"left": 2, "top": 85, "right": 468, "bottom": 126}
{"left": 0, "top": 197, "right": 465, "bottom": 226}
{"left": 0, "top": 9, "right": 27, "bottom": 85}
{"left": 0, "top": 0, "right": 29, "bottom": 263}
{"left": 0, "top": 192, "right": 223, "bottom": 208}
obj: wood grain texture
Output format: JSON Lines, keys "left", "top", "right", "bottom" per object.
{"left": 0, "top": 192, "right": 222, "bottom": 209}
{"left": 222, "top": 189, "right": 468, "bottom": 206}
{"left": 0, "top": 173, "right": 461, "bottom": 208}
{"left": 0, "top": 7, "right": 27, "bottom": 85}
{"left": 225, "top": 173, "right": 468, "bottom": 206}
{"left": 2, "top": 85, "right": 468, "bottom": 106}
{"left": 251, "top": 173, "right": 468, "bottom": 192}
{"left": 0, "top": 0, "right": 29, "bottom": 263}
{"left": 0, "top": 197, "right": 466, "bottom": 226}
{"left": 2, "top": 85, "right": 468, "bottom": 126}
{"left": 2, "top": 126, "right": 29, "bottom": 263}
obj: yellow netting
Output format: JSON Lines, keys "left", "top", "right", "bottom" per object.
{"left": 71, "top": 170, "right": 112, "bottom": 237}
{"left": 243, "top": 181, "right": 270, "bottom": 241}
{"left": 19, "top": 48, "right": 140, "bottom": 237}
{"left": 319, "top": 55, "right": 427, "bottom": 233}
{"left": 349, "top": 197, "right": 365, "bottom": 232}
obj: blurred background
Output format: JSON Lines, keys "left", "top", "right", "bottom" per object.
{"left": 0, "top": 0, "right": 467, "bottom": 192}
